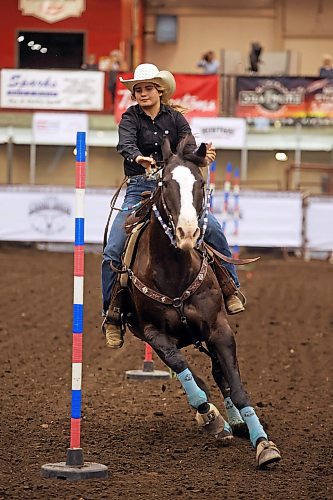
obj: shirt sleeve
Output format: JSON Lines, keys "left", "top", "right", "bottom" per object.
{"left": 175, "top": 111, "right": 197, "bottom": 150}
{"left": 116, "top": 109, "right": 142, "bottom": 163}
{"left": 175, "top": 111, "right": 192, "bottom": 138}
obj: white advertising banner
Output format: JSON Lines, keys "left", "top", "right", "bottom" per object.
{"left": 190, "top": 117, "right": 246, "bottom": 149}
{"left": 0, "top": 187, "right": 304, "bottom": 248}
{"left": 0, "top": 69, "right": 104, "bottom": 110}
{"left": 213, "top": 190, "right": 303, "bottom": 247}
{"left": 305, "top": 196, "right": 333, "bottom": 251}
{"left": 32, "top": 112, "right": 88, "bottom": 145}
{"left": 0, "top": 186, "right": 124, "bottom": 244}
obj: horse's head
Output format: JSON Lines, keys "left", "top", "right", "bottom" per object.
{"left": 160, "top": 136, "right": 207, "bottom": 251}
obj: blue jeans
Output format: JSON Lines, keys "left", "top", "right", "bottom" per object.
{"left": 102, "top": 175, "right": 239, "bottom": 313}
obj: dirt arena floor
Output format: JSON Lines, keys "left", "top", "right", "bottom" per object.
{"left": 0, "top": 245, "right": 332, "bottom": 500}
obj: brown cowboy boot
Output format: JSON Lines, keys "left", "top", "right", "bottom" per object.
{"left": 101, "top": 282, "right": 125, "bottom": 349}
{"left": 211, "top": 259, "right": 246, "bottom": 315}
{"left": 225, "top": 291, "right": 246, "bottom": 315}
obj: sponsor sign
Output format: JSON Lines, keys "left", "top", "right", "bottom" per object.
{"left": 114, "top": 73, "right": 219, "bottom": 123}
{"left": 0, "top": 69, "right": 104, "bottom": 110}
{"left": 190, "top": 117, "right": 246, "bottom": 149}
{"left": 32, "top": 112, "right": 88, "bottom": 145}
{"left": 0, "top": 186, "right": 124, "bottom": 243}
{"left": 236, "top": 76, "right": 333, "bottom": 121}
{"left": 0, "top": 186, "right": 308, "bottom": 249}
{"left": 19, "top": 0, "right": 86, "bottom": 24}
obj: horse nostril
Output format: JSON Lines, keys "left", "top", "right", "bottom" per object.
{"left": 177, "top": 227, "right": 185, "bottom": 239}
{"left": 193, "top": 228, "right": 200, "bottom": 240}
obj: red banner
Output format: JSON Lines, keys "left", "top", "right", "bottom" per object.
{"left": 114, "top": 73, "right": 219, "bottom": 123}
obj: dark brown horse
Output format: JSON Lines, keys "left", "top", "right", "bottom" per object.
{"left": 122, "top": 137, "right": 281, "bottom": 468}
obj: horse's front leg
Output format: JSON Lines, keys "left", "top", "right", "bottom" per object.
{"left": 143, "top": 325, "right": 233, "bottom": 443}
{"left": 207, "top": 317, "right": 281, "bottom": 467}
{"left": 210, "top": 355, "right": 248, "bottom": 436}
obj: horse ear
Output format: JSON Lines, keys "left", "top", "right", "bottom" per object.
{"left": 162, "top": 137, "right": 173, "bottom": 162}
{"left": 196, "top": 142, "right": 207, "bottom": 159}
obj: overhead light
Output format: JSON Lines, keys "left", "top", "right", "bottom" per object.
{"left": 17, "top": 36, "right": 24, "bottom": 42}
{"left": 275, "top": 152, "right": 288, "bottom": 161}
{"left": 27, "top": 40, "right": 34, "bottom": 47}
{"left": 40, "top": 47, "right": 48, "bottom": 53}
{"left": 32, "top": 44, "right": 41, "bottom": 50}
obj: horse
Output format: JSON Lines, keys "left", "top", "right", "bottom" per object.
{"left": 120, "top": 136, "right": 281, "bottom": 468}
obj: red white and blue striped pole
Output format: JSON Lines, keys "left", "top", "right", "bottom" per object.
{"left": 221, "top": 162, "right": 233, "bottom": 234}
{"left": 41, "top": 132, "right": 108, "bottom": 480}
{"left": 232, "top": 166, "right": 240, "bottom": 259}
{"left": 70, "top": 131, "right": 86, "bottom": 452}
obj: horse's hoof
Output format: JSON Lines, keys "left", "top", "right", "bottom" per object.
{"left": 231, "top": 422, "right": 249, "bottom": 438}
{"left": 215, "top": 430, "right": 234, "bottom": 446}
{"left": 256, "top": 440, "right": 281, "bottom": 468}
{"left": 196, "top": 403, "right": 233, "bottom": 444}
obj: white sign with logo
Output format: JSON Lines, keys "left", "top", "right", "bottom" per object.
{"left": 0, "top": 69, "right": 104, "bottom": 110}
{"left": 190, "top": 117, "right": 246, "bottom": 149}
{"left": 0, "top": 187, "right": 307, "bottom": 248}
{"left": 19, "top": 0, "right": 86, "bottom": 24}
{"left": 32, "top": 112, "right": 88, "bottom": 145}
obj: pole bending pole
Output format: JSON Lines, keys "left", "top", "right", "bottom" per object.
{"left": 41, "top": 132, "right": 108, "bottom": 480}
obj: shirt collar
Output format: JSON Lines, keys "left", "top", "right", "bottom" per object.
{"left": 137, "top": 103, "right": 169, "bottom": 116}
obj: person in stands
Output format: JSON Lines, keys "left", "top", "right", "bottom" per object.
{"left": 108, "top": 49, "right": 128, "bottom": 112}
{"left": 101, "top": 63, "right": 245, "bottom": 348}
{"left": 197, "top": 51, "right": 219, "bottom": 74}
{"left": 319, "top": 54, "right": 333, "bottom": 78}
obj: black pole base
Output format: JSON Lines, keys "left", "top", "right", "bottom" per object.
{"left": 41, "top": 449, "right": 108, "bottom": 481}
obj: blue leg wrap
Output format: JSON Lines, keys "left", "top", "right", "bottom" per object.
{"left": 224, "top": 420, "right": 233, "bottom": 434}
{"left": 240, "top": 406, "right": 267, "bottom": 447}
{"left": 224, "top": 397, "right": 244, "bottom": 426}
{"left": 177, "top": 368, "right": 207, "bottom": 409}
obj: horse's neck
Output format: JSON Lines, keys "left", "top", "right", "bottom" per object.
{"left": 148, "top": 209, "right": 196, "bottom": 270}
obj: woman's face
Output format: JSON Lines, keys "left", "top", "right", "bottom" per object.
{"left": 133, "top": 83, "right": 162, "bottom": 109}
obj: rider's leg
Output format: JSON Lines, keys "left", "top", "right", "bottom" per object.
{"left": 102, "top": 209, "right": 128, "bottom": 348}
{"left": 204, "top": 212, "right": 245, "bottom": 314}
{"left": 101, "top": 176, "right": 157, "bottom": 348}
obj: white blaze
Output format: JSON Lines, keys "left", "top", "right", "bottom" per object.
{"left": 172, "top": 165, "right": 198, "bottom": 236}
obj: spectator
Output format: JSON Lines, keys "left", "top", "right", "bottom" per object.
{"left": 249, "top": 42, "right": 263, "bottom": 73}
{"left": 319, "top": 54, "right": 333, "bottom": 78}
{"left": 108, "top": 49, "right": 128, "bottom": 112}
{"left": 197, "top": 51, "right": 219, "bottom": 74}
{"left": 81, "top": 54, "right": 98, "bottom": 70}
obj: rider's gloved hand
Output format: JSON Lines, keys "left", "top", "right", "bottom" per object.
{"left": 135, "top": 155, "right": 156, "bottom": 174}
{"left": 205, "top": 142, "right": 216, "bottom": 164}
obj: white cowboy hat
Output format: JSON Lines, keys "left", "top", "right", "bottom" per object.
{"left": 119, "top": 63, "right": 176, "bottom": 102}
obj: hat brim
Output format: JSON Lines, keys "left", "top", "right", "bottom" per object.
{"left": 119, "top": 71, "right": 176, "bottom": 102}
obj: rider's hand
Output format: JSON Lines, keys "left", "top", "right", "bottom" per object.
{"left": 135, "top": 155, "right": 156, "bottom": 174}
{"left": 205, "top": 142, "right": 216, "bottom": 164}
